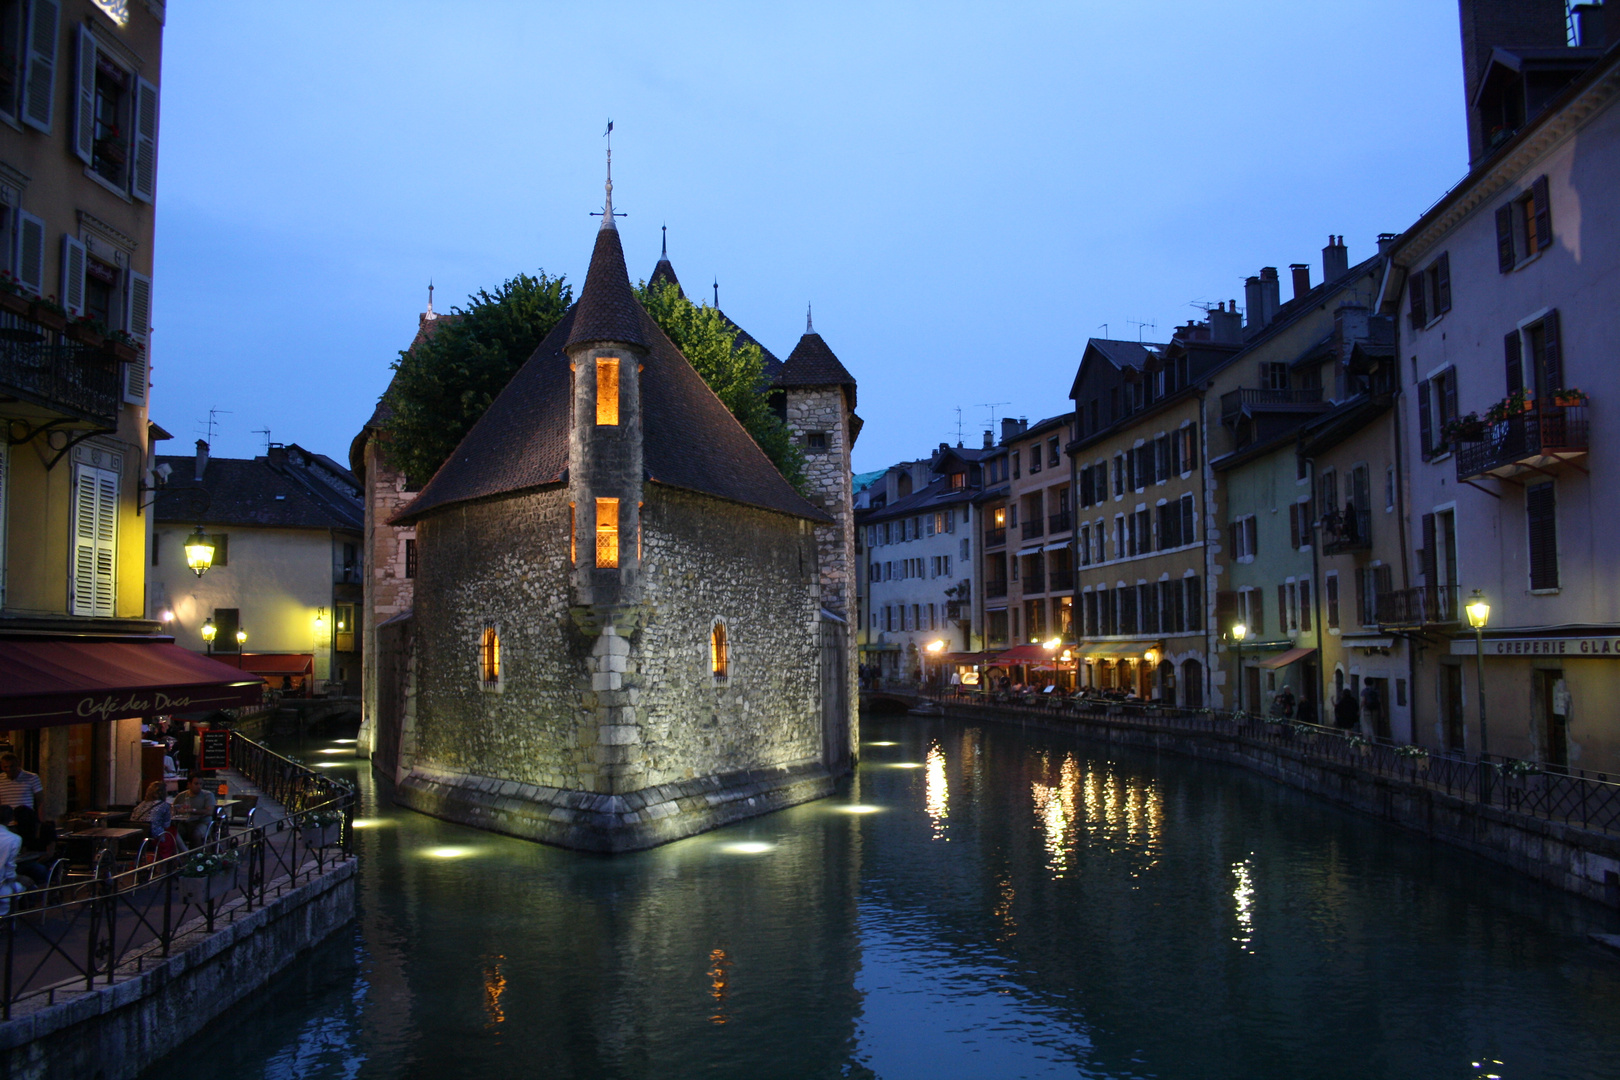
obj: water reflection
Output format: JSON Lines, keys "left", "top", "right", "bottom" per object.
{"left": 145, "top": 718, "right": 1620, "bottom": 1080}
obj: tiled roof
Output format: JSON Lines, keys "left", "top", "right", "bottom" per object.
{"left": 155, "top": 446, "right": 362, "bottom": 531}
{"left": 1087, "top": 339, "right": 1164, "bottom": 370}
{"left": 394, "top": 301, "right": 830, "bottom": 526}
{"left": 775, "top": 332, "right": 856, "bottom": 408}
{"left": 567, "top": 222, "right": 647, "bottom": 350}
{"left": 649, "top": 257, "right": 682, "bottom": 297}
{"left": 857, "top": 476, "right": 976, "bottom": 524}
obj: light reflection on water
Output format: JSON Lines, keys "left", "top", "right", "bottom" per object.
{"left": 142, "top": 718, "right": 1620, "bottom": 1080}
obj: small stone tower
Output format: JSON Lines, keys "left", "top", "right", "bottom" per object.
{"left": 775, "top": 317, "right": 860, "bottom": 766}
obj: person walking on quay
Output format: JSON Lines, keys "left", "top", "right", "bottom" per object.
{"left": 1271, "top": 685, "right": 1296, "bottom": 720}
{"left": 1334, "top": 688, "right": 1359, "bottom": 730}
{"left": 0, "top": 754, "right": 43, "bottom": 812}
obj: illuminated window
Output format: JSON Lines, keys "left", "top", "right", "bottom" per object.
{"left": 481, "top": 624, "right": 501, "bottom": 687}
{"left": 569, "top": 503, "right": 576, "bottom": 565}
{"left": 993, "top": 507, "right": 1006, "bottom": 528}
{"left": 711, "top": 622, "right": 729, "bottom": 679}
{"left": 596, "top": 357, "right": 620, "bottom": 425}
{"left": 596, "top": 498, "right": 619, "bottom": 567}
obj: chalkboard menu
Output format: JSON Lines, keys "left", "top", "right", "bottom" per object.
{"left": 199, "top": 728, "right": 231, "bottom": 771}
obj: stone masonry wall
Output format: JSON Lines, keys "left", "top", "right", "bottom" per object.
{"left": 358, "top": 440, "right": 416, "bottom": 758}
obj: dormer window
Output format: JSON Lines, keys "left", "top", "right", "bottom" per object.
{"left": 596, "top": 357, "right": 620, "bottom": 425}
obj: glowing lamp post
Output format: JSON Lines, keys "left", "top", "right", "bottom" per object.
{"left": 1466, "top": 590, "right": 1491, "bottom": 761}
{"left": 184, "top": 527, "right": 215, "bottom": 578}
{"left": 1232, "top": 623, "right": 1249, "bottom": 714}
{"left": 200, "top": 618, "right": 217, "bottom": 655}
{"left": 925, "top": 639, "right": 945, "bottom": 689}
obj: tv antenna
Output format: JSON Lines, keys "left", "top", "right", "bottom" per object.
{"left": 949, "top": 406, "right": 965, "bottom": 445}
{"left": 1127, "top": 318, "right": 1157, "bottom": 342}
{"left": 252, "top": 427, "right": 272, "bottom": 454}
{"left": 197, "top": 407, "right": 232, "bottom": 446}
{"left": 1097, "top": 323, "right": 1108, "bottom": 337}
{"left": 978, "top": 401, "right": 1012, "bottom": 433}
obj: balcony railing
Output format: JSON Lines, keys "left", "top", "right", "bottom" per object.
{"left": 1455, "top": 403, "right": 1590, "bottom": 482}
{"left": 985, "top": 526, "right": 1006, "bottom": 548}
{"left": 1321, "top": 507, "right": 1371, "bottom": 555}
{"left": 985, "top": 580, "right": 1008, "bottom": 599}
{"left": 1220, "top": 385, "right": 1324, "bottom": 423}
{"left": 1021, "top": 519, "right": 1044, "bottom": 540}
{"left": 1048, "top": 569, "right": 1074, "bottom": 593}
{"left": 0, "top": 309, "right": 122, "bottom": 428}
{"left": 1048, "top": 510, "right": 1072, "bottom": 534}
{"left": 1378, "top": 585, "right": 1461, "bottom": 628}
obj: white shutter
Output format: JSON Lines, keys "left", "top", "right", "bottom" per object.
{"left": 123, "top": 269, "right": 151, "bottom": 404}
{"left": 71, "top": 464, "right": 117, "bottom": 617}
{"left": 15, "top": 210, "right": 45, "bottom": 295}
{"left": 131, "top": 76, "right": 158, "bottom": 203}
{"left": 60, "top": 233, "right": 86, "bottom": 316}
{"left": 72, "top": 25, "right": 94, "bottom": 164}
{"left": 22, "top": 0, "right": 58, "bottom": 133}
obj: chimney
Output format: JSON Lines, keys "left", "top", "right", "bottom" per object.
{"left": 1377, "top": 232, "right": 1400, "bottom": 256}
{"left": 1209, "top": 300, "right": 1243, "bottom": 345}
{"left": 1322, "top": 236, "right": 1349, "bottom": 283}
{"left": 1245, "top": 268, "right": 1281, "bottom": 331}
{"left": 267, "top": 442, "right": 288, "bottom": 466}
{"left": 983, "top": 429, "right": 993, "bottom": 449}
{"left": 194, "top": 440, "right": 209, "bottom": 482}
{"left": 1457, "top": 0, "right": 1568, "bottom": 163}
{"left": 1244, "top": 276, "right": 1263, "bottom": 332}
{"left": 1001, "top": 417, "right": 1021, "bottom": 444}
{"left": 1575, "top": 4, "right": 1608, "bottom": 47}
{"left": 1290, "top": 263, "right": 1311, "bottom": 301}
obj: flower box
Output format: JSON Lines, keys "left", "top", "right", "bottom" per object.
{"left": 0, "top": 290, "right": 29, "bottom": 318}
{"left": 67, "top": 322, "right": 105, "bottom": 349}
{"left": 110, "top": 340, "right": 137, "bottom": 362}
{"left": 178, "top": 870, "right": 232, "bottom": 907}
{"left": 302, "top": 823, "right": 341, "bottom": 848}
{"left": 1553, "top": 392, "right": 1588, "bottom": 408}
{"left": 29, "top": 304, "right": 65, "bottom": 332}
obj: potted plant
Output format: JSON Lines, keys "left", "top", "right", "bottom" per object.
{"left": 106, "top": 329, "right": 138, "bottom": 362}
{"left": 29, "top": 295, "right": 67, "bottom": 331}
{"left": 0, "top": 273, "right": 28, "bottom": 318}
{"left": 1485, "top": 388, "right": 1534, "bottom": 425}
{"left": 1292, "top": 721, "right": 1318, "bottom": 741}
{"left": 1440, "top": 412, "right": 1485, "bottom": 443}
{"left": 176, "top": 849, "right": 240, "bottom": 906}
{"left": 1345, "top": 732, "right": 1372, "bottom": 757}
{"left": 301, "top": 809, "right": 344, "bottom": 848}
{"left": 94, "top": 125, "right": 127, "bottom": 166}
{"left": 68, "top": 316, "right": 108, "bottom": 349}
{"left": 1394, "top": 744, "right": 1430, "bottom": 772}
{"left": 1552, "top": 388, "right": 1588, "bottom": 408}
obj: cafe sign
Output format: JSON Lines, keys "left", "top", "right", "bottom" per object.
{"left": 1451, "top": 635, "right": 1620, "bottom": 658}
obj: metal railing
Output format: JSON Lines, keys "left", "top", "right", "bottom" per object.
{"left": 922, "top": 691, "right": 1620, "bottom": 835}
{"left": 0, "top": 309, "right": 122, "bottom": 427}
{"left": 1455, "top": 404, "right": 1590, "bottom": 481}
{"left": 1021, "top": 519, "right": 1044, "bottom": 540}
{"left": 1048, "top": 569, "right": 1074, "bottom": 593}
{"left": 1048, "top": 510, "right": 1072, "bottom": 534}
{"left": 985, "top": 580, "right": 1008, "bottom": 599}
{"left": 1220, "top": 385, "right": 1324, "bottom": 423}
{"left": 984, "top": 527, "right": 1006, "bottom": 548}
{"left": 1321, "top": 507, "right": 1371, "bottom": 554}
{"left": 1377, "top": 584, "right": 1461, "bottom": 627}
{"left": 0, "top": 732, "right": 355, "bottom": 1017}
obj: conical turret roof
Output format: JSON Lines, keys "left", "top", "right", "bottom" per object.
{"left": 566, "top": 219, "right": 647, "bottom": 350}
{"left": 776, "top": 331, "right": 857, "bottom": 407}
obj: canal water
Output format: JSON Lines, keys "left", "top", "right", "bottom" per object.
{"left": 145, "top": 716, "right": 1620, "bottom": 1080}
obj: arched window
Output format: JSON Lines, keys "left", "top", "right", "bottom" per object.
{"left": 481, "top": 624, "right": 501, "bottom": 687}
{"left": 710, "top": 622, "right": 728, "bottom": 680}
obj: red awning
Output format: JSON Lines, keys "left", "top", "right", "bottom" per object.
{"left": 993, "top": 644, "right": 1058, "bottom": 663}
{"left": 224, "top": 653, "right": 314, "bottom": 676}
{"left": 0, "top": 641, "right": 264, "bottom": 729}
{"left": 1259, "top": 646, "right": 1317, "bottom": 670}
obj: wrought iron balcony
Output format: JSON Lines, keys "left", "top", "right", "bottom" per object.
{"left": 1377, "top": 585, "right": 1461, "bottom": 628}
{"left": 985, "top": 579, "right": 1008, "bottom": 599}
{"left": 984, "top": 526, "right": 1006, "bottom": 548}
{"left": 1454, "top": 402, "right": 1590, "bottom": 482}
{"left": 1021, "top": 519, "right": 1044, "bottom": 540}
{"left": 0, "top": 309, "right": 121, "bottom": 428}
{"left": 1048, "top": 569, "right": 1074, "bottom": 593}
{"left": 1220, "top": 385, "right": 1324, "bottom": 424}
{"left": 1321, "top": 507, "right": 1371, "bottom": 555}
{"left": 1048, "top": 510, "right": 1072, "bottom": 534}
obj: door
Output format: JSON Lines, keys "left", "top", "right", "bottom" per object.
{"left": 1441, "top": 664, "right": 1465, "bottom": 752}
{"left": 1364, "top": 677, "right": 1391, "bottom": 741}
{"left": 1539, "top": 668, "right": 1568, "bottom": 773}
{"left": 1245, "top": 666, "right": 1261, "bottom": 714}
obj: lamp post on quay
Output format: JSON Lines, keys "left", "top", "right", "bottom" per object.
{"left": 1466, "top": 588, "right": 1491, "bottom": 759}
{"left": 1232, "top": 623, "right": 1248, "bottom": 715}
{"left": 200, "top": 618, "right": 217, "bottom": 656}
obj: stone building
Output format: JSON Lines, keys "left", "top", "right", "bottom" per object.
{"left": 370, "top": 181, "right": 858, "bottom": 852}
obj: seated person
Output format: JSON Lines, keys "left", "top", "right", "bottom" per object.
{"left": 0, "top": 805, "right": 24, "bottom": 897}
{"left": 172, "top": 774, "right": 217, "bottom": 848}
{"left": 9, "top": 805, "right": 53, "bottom": 885}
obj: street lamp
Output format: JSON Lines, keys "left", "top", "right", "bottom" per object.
{"left": 200, "top": 618, "right": 216, "bottom": 655}
{"left": 236, "top": 627, "right": 248, "bottom": 648}
{"left": 184, "top": 527, "right": 215, "bottom": 578}
{"left": 1466, "top": 590, "right": 1490, "bottom": 760}
{"left": 1232, "top": 623, "right": 1249, "bottom": 713}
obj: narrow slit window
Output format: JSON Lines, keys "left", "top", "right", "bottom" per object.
{"left": 596, "top": 498, "right": 620, "bottom": 568}
{"left": 711, "top": 622, "right": 729, "bottom": 679}
{"left": 569, "top": 503, "right": 576, "bottom": 565}
{"left": 481, "top": 624, "right": 501, "bottom": 686}
{"left": 596, "top": 357, "right": 620, "bottom": 425}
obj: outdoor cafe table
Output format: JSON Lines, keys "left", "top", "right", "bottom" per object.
{"left": 66, "top": 826, "right": 143, "bottom": 857}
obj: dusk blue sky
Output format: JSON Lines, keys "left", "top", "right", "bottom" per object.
{"left": 152, "top": 1, "right": 1470, "bottom": 473}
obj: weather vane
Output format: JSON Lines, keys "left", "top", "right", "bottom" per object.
{"left": 590, "top": 120, "right": 626, "bottom": 222}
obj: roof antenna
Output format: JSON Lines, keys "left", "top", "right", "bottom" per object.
{"left": 252, "top": 427, "right": 272, "bottom": 454}
{"left": 425, "top": 279, "right": 436, "bottom": 320}
{"left": 589, "top": 120, "right": 625, "bottom": 227}
{"left": 978, "top": 401, "right": 1012, "bottom": 431}
{"left": 806, "top": 302, "right": 813, "bottom": 334}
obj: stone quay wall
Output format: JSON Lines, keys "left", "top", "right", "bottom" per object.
{"left": 944, "top": 703, "right": 1620, "bottom": 907}
{"left": 357, "top": 440, "right": 416, "bottom": 758}
{"left": 0, "top": 861, "right": 356, "bottom": 1080}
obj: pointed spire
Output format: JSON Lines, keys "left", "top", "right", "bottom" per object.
{"left": 599, "top": 120, "right": 615, "bottom": 231}
{"left": 806, "top": 302, "right": 813, "bottom": 334}
{"left": 425, "top": 279, "right": 436, "bottom": 320}
{"left": 568, "top": 131, "right": 647, "bottom": 351}
{"left": 649, "top": 225, "right": 683, "bottom": 298}
{"left": 661, "top": 223, "right": 667, "bottom": 258}
{"left": 713, "top": 278, "right": 719, "bottom": 308}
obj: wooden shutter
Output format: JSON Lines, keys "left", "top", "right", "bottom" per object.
{"left": 71, "top": 464, "right": 117, "bottom": 617}
{"left": 1531, "top": 175, "right": 1552, "bottom": 254}
{"left": 1278, "top": 585, "right": 1288, "bottom": 632}
{"left": 72, "top": 25, "right": 94, "bottom": 164}
{"left": 1421, "top": 513, "right": 1438, "bottom": 615}
{"left": 1252, "top": 589, "right": 1263, "bottom": 635}
{"left": 1495, "top": 204, "right": 1516, "bottom": 272}
{"left": 1244, "top": 517, "right": 1257, "bottom": 559}
{"left": 1504, "top": 330, "right": 1523, "bottom": 396}
{"left": 1354, "top": 570, "right": 1366, "bottom": 627}
{"left": 1408, "top": 272, "right": 1426, "bottom": 329}
{"left": 60, "top": 234, "right": 86, "bottom": 316}
{"left": 132, "top": 77, "right": 159, "bottom": 203}
{"left": 1288, "top": 504, "right": 1300, "bottom": 549}
{"left": 1299, "top": 580, "right": 1311, "bottom": 632}
{"left": 1441, "top": 370, "right": 1458, "bottom": 434}
{"left": 15, "top": 210, "right": 45, "bottom": 295}
{"left": 1540, "top": 310, "right": 1562, "bottom": 393}
{"left": 22, "top": 0, "right": 57, "bottom": 133}
{"left": 1417, "top": 378, "right": 1433, "bottom": 459}
{"left": 123, "top": 270, "right": 152, "bottom": 404}
{"left": 1184, "top": 424, "right": 1198, "bottom": 471}
{"left": 1435, "top": 252, "right": 1451, "bottom": 314}
{"left": 1180, "top": 495, "right": 1194, "bottom": 546}
{"left": 1526, "top": 482, "right": 1558, "bottom": 590}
